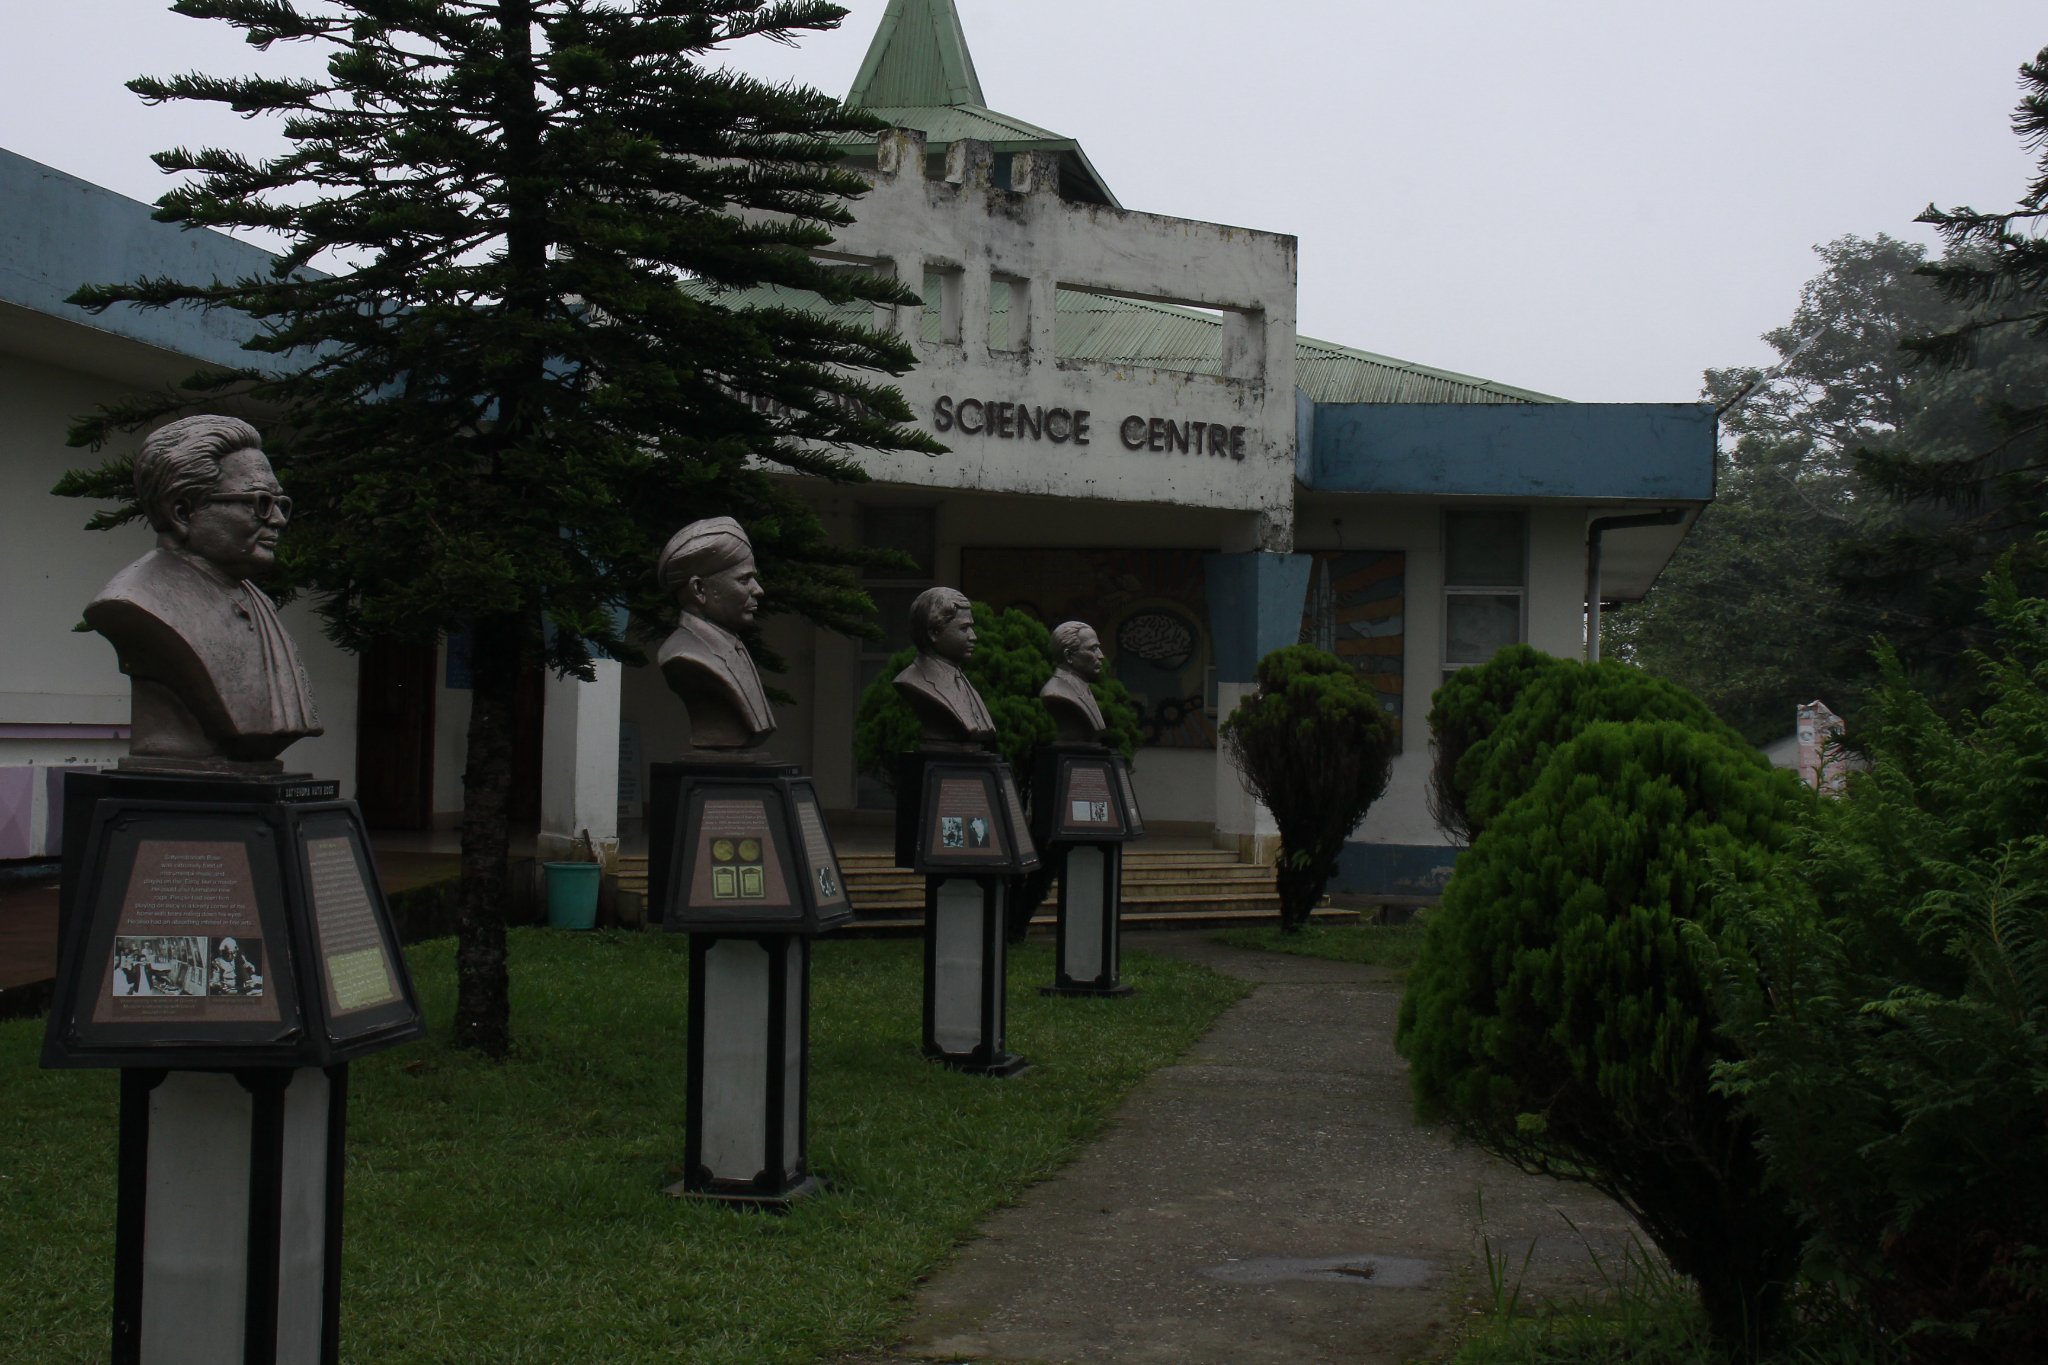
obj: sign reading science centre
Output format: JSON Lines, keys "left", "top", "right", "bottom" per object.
{"left": 931, "top": 396, "right": 1249, "bottom": 461}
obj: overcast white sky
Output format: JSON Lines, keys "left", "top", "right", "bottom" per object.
{"left": 2, "top": 2, "right": 2041, "bottom": 403}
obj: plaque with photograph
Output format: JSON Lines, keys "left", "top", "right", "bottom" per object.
{"left": 911, "top": 754, "right": 1040, "bottom": 874}
{"left": 1054, "top": 757, "right": 1126, "bottom": 838}
{"left": 654, "top": 765, "right": 851, "bottom": 934}
{"left": 791, "top": 788, "right": 849, "bottom": 915}
{"left": 44, "top": 794, "right": 424, "bottom": 1069}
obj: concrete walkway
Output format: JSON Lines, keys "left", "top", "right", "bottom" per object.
{"left": 866, "top": 933, "right": 1643, "bottom": 1365}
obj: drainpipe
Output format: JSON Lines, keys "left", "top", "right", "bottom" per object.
{"left": 1585, "top": 510, "right": 1688, "bottom": 662}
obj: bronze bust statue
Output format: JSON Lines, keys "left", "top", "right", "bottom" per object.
{"left": 656, "top": 517, "right": 774, "bottom": 751}
{"left": 894, "top": 587, "right": 996, "bottom": 747}
{"left": 84, "top": 416, "right": 321, "bottom": 770}
{"left": 1040, "top": 620, "right": 1108, "bottom": 743}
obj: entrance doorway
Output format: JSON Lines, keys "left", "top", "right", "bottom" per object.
{"left": 354, "top": 638, "right": 436, "bottom": 830}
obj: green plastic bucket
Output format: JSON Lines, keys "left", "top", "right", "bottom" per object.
{"left": 543, "top": 861, "right": 601, "bottom": 930}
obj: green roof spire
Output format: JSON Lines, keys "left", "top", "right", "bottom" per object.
{"left": 847, "top": 0, "right": 985, "bottom": 109}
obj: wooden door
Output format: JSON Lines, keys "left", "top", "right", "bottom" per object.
{"left": 354, "top": 638, "right": 437, "bottom": 830}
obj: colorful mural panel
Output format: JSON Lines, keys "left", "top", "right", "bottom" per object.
{"left": 1300, "top": 551, "right": 1405, "bottom": 745}
{"left": 961, "top": 548, "right": 1215, "bottom": 749}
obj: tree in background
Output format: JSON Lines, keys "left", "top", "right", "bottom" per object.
{"left": 1602, "top": 234, "right": 1955, "bottom": 740}
{"left": 854, "top": 603, "right": 1141, "bottom": 937}
{"left": 57, "top": 0, "right": 939, "bottom": 1057}
{"left": 1841, "top": 46, "right": 2048, "bottom": 692}
{"left": 1710, "top": 568, "right": 2048, "bottom": 1361}
{"left": 1220, "top": 646, "right": 1396, "bottom": 933}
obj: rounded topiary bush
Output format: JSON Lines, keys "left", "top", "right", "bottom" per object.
{"left": 1221, "top": 645, "right": 1397, "bottom": 932}
{"left": 1397, "top": 719, "right": 1811, "bottom": 1360}
{"left": 1426, "top": 644, "right": 1568, "bottom": 843}
{"left": 1434, "top": 655, "right": 1748, "bottom": 844}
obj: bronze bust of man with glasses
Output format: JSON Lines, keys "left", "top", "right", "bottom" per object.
{"left": 84, "top": 415, "right": 321, "bottom": 769}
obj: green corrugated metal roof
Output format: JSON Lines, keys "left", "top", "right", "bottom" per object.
{"left": 1294, "top": 332, "right": 1560, "bottom": 405}
{"left": 837, "top": 0, "right": 1119, "bottom": 207}
{"left": 846, "top": 0, "right": 983, "bottom": 109}
{"left": 855, "top": 102, "right": 1065, "bottom": 146}
{"left": 686, "top": 278, "right": 1559, "bottom": 404}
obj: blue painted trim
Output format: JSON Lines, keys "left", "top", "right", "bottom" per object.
{"left": 1306, "top": 402, "right": 1715, "bottom": 501}
{"left": 1331, "top": 841, "right": 1460, "bottom": 899}
{"left": 0, "top": 148, "right": 300, "bottom": 374}
{"left": 1202, "top": 551, "right": 1312, "bottom": 684}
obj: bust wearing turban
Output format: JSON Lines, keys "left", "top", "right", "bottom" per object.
{"left": 656, "top": 517, "right": 774, "bottom": 750}
{"left": 84, "top": 415, "right": 322, "bottom": 768}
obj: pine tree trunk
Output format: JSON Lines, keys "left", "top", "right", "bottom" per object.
{"left": 453, "top": 613, "right": 525, "bottom": 1057}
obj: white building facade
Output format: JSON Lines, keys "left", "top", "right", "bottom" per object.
{"left": 0, "top": 0, "right": 1713, "bottom": 895}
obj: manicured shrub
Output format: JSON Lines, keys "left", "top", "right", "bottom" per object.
{"left": 1711, "top": 574, "right": 2048, "bottom": 1361}
{"left": 1431, "top": 652, "right": 1746, "bottom": 844}
{"left": 1220, "top": 645, "right": 1397, "bottom": 933}
{"left": 1398, "top": 719, "right": 1810, "bottom": 1360}
{"left": 1425, "top": 644, "right": 1568, "bottom": 844}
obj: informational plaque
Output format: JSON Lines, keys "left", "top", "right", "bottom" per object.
{"left": 685, "top": 796, "right": 793, "bottom": 912}
{"left": 1055, "top": 758, "right": 1126, "bottom": 838}
{"left": 791, "top": 790, "right": 848, "bottom": 912}
{"left": 90, "top": 838, "right": 282, "bottom": 1026}
{"left": 45, "top": 792, "right": 423, "bottom": 1069}
{"left": 927, "top": 773, "right": 1006, "bottom": 863}
{"left": 998, "top": 771, "right": 1037, "bottom": 864}
{"left": 1114, "top": 758, "right": 1145, "bottom": 836}
{"left": 307, "top": 836, "right": 400, "bottom": 1017}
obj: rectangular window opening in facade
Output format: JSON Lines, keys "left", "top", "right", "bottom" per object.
{"left": 1442, "top": 509, "right": 1527, "bottom": 676}
{"left": 921, "top": 265, "right": 964, "bottom": 346}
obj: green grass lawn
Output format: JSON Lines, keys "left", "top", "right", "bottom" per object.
{"left": 1211, "top": 916, "right": 1430, "bottom": 972}
{"left": 1, "top": 929, "right": 1245, "bottom": 1364}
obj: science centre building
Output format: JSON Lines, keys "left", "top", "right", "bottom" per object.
{"left": 0, "top": 0, "right": 1712, "bottom": 896}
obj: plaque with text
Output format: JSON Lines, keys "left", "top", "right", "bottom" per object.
{"left": 934, "top": 775, "right": 1003, "bottom": 860}
{"left": 912, "top": 754, "right": 1040, "bottom": 874}
{"left": 1114, "top": 757, "right": 1146, "bottom": 838}
{"left": 43, "top": 791, "right": 424, "bottom": 1070}
{"left": 293, "top": 809, "right": 422, "bottom": 1049}
{"left": 1054, "top": 758, "right": 1127, "bottom": 838}
{"left": 792, "top": 790, "right": 848, "bottom": 913}
{"left": 83, "top": 827, "right": 290, "bottom": 1038}
{"left": 656, "top": 765, "right": 851, "bottom": 934}
{"left": 686, "top": 796, "right": 793, "bottom": 911}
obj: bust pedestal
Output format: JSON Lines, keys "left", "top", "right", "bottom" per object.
{"left": 1031, "top": 744, "right": 1147, "bottom": 997}
{"left": 895, "top": 748, "right": 1040, "bottom": 1076}
{"left": 44, "top": 768, "right": 422, "bottom": 1365}
{"left": 649, "top": 757, "right": 849, "bottom": 1206}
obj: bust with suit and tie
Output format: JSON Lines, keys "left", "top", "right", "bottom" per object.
{"left": 894, "top": 587, "right": 996, "bottom": 747}
{"left": 84, "top": 415, "right": 321, "bottom": 771}
{"left": 656, "top": 517, "right": 775, "bottom": 751}
{"left": 1039, "top": 620, "right": 1109, "bottom": 743}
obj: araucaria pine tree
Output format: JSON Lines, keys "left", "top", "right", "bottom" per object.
{"left": 57, "top": 0, "right": 940, "bottom": 1056}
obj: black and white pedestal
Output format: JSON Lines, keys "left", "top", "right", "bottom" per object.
{"left": 114, "top": 1067, "right": 347, "bottom": 1365}
{"left": 1044, "top": 843, "right": 1133, "bottom": 997}
{"left": 922, "top": 874, "right": 1026, "bottom": 1075}
{"left": 896, "top": 748, "right": 1040, "bottom": 1077}
{"left": 42, "top": 768, "right": 424, "bottom": 1365}
{"left": 1032, "top": 745, "right": 1145, "bottom": 998}
{"left": 675, "top": 933, "right": 818, "bottom": 1207}
{"left": 652, "top": 761, "right": 849, "bottom": 1207}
